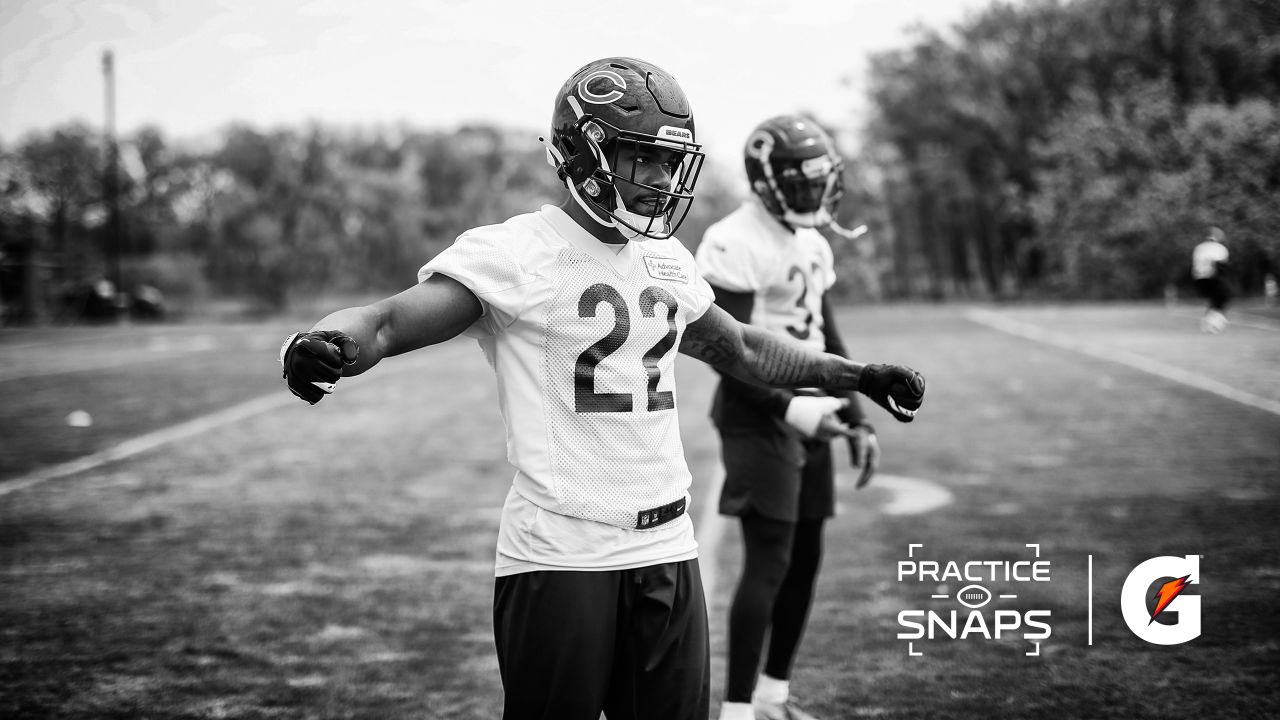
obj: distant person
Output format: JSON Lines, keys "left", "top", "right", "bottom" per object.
{"left": 278, "top": 57, "right": 926, "bottom": 720}
{"left": 1192, "top": 226, "right": 1230, "bottom": 333}
{"left": 696, "top": 116, "right": 882, "bottom": 720}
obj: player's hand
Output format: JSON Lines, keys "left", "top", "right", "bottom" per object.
{"left": 847, "top": 422, "right": 880, "bottom": 488}
{"left": 857, "top": 364, "right": 925, "bottom": 423}
{"left": 280, "top": 330, "right": 360, "bottom": 404}
{"left": 812, "top": 411, "right": 854, "bottom": 442}
{"left": 784, "top": 396, "right": 848, "bottom": 438}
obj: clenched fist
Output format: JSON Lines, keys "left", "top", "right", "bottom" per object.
{"left": 857, "top": 364, "right": 925, "bottom": 422}
{"left": 280, "top": 330, "right": 360, "bottom": 404}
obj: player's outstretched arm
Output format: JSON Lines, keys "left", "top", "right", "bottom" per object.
{"left": 679, "top": 303, "right": 925, "bottom": 422}
{"left": 281, "top": 274, "right": 482, "bottom": 404}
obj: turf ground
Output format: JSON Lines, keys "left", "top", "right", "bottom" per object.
{"left": 2, "top": 301, "right": 1278, "bottom": 719}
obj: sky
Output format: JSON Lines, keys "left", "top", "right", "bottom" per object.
{"left": 1, "top": 0, "right": 996, "bottom": 160}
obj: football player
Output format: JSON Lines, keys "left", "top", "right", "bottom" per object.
{"left": 695, "top": 115, "right": 879, "bottom": 720}
{"left": 1192, "top": 226, "right": 1230, "bottom": 333}
{"left": 280, "top": 60, "right": 925, "bottom": 720}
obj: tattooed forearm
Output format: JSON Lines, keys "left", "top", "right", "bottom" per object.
{"left": 741, "top": 325, "right": 862, "bottom": 389}
{"left": 682, "top": 332, "right": 738, "bottom": 367}
{"left": 680, "top": 304, "right": 863, "bottom": 390}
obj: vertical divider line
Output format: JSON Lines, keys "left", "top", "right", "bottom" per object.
{"left": 1088, "top": 554, "right": 1094, "bottom": 646}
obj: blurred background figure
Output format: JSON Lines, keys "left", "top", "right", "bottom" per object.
{"left": 1192, "top": 226, "right": 1230, "bottom": 333}
{"left": 697, "top": 116, "right": 881, "bottom": 720}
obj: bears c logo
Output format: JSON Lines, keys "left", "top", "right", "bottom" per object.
{"left": 577, "top": 70, "right": 626, "bottom": 105}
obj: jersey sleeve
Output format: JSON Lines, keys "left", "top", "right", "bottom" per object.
{"left": 686, "top": 248, "right": 716, "bottom": 321}
{"left": 418, "top": 225, "right": 538, "bottom": 336}
{"left": 815, "top": 234, "right": 837, "bottom": 291}
{"left": 696, "top": 219, "right": 761, "bottom": 293}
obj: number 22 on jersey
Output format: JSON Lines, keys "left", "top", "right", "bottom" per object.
{"left": 575, "top": 283, "right": 679, "bottom": 414}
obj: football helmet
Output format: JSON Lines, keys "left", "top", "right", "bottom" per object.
{"left": 745, "top": 115, "right": 844, "bottom": 229}
{"left": 543, "top": 57, "right": 704, "bottom": 239}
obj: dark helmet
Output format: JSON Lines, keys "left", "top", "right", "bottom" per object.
{"left": 543, "top": 57, "right": 704, "bottom": 239}
{"left": 744, "top": 115, "right": 844, "bottom": 229}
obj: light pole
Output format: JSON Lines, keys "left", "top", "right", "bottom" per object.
{"left": 102, "top": 48, "right": 123, "bottom": 313}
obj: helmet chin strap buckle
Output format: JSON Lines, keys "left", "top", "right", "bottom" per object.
{"left": 584, "top": 178, "right": 601, "bottom": 197}
{"left": 783, "top": 206, "right": 833, "bottom": 229}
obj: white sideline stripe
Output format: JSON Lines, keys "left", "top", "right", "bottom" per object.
{"left": 875, "top": 475, "right": 955, "bottom": 516}
{"left": 1, "top": 354, "right": 447, "bottom": 498}
{"left": 0, "top": 393, "right": 297, "bottom": 498}
{"left": 967, "top": 308, "right": 1280, "bottom": 418}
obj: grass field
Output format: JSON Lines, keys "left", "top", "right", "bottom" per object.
{"left": 2, "top": 301, "right": 1278, "bottom": 719}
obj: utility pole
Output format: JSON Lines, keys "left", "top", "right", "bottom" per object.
{"left": 102, "top": 48, "right": 123, "bottom": 313}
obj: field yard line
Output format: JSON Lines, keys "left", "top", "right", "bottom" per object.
{"left": 0, "top": 393, "right": 297, "bottom": 498}
{"left": 0, "top": 358, "right": 434, "bottom": 498}
{"left": 966, "top": 308, "right": 1280, "bottom": 418}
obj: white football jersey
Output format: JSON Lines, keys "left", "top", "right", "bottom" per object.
{"left": 696, "top": 199, "right": 836, "bottom": 353}
{"left": 420, "top": 205, "right": 714, "bottom": 574}
{"left": 1192, "top": 240, "right": 1228, "bottom": 280}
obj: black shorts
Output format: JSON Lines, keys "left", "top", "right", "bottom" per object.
{"left": 718, "top": 424, "right": 835, "bottom": 522}
{"left": 492, "top": 560, "right": 710, "bottom": 720}
{"left": 1194, "top": 277, "right": 1230, "bottom": 311}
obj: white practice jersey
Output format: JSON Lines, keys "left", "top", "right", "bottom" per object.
{"left": 420, "top": 205, "right": 714, "bottom": 575}
{"left": 1192, "top": 240, "right": 1228, "bottom": 280}
{"left": 695, "top": 199, "right": 836, "bottom": 353}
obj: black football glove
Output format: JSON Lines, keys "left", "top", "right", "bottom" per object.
{"left": 857, "top": 364, "right": 925, "bottom": 423}
{"left": 280, "top": 330, "right": 360, "bottom": 404}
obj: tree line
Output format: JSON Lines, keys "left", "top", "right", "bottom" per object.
{"left": 858, "top": 0, "right": 1280, "bottom": 299}
{"left": 0, "top": 122, "right": 741, "bottom": 320}
{"left": 1, "top": 0, "right": 1277, "bottom": 322}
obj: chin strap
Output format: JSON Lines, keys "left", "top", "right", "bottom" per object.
{"left": 783, "top": 207, "right": 833, "bottom": 229}
{"left": 539, "top": 134, "right": 616, "bottom": 230}
{"left": 826, "top": 221, "right": 868, "bottom": 239}
{"left": 538, "top": 133, "right": 670, "bottom": 240}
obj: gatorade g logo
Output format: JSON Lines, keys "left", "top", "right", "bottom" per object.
{"left": 1121, "top": 555, "right": 1200, "bottom": 645}
{"left": 577, "top": 70, "right": 626, "bottom": 105}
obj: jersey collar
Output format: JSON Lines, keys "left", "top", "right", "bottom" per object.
{"left": 540, "top": 204, "right": 636, "bottom": 276}
{"left": 745, "top": 197, "right": 798, "bottom": 243}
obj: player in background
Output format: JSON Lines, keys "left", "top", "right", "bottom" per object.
{"left": 696, "top": 116, "right": 879, "bottom": 720}
{"left": 279, "top": 59, "right": 925, "bottom": 720}
{"left": 1192, "top": 226, "right": 1230, "bottom": 333}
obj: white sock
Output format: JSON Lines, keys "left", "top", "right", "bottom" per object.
{"left": 718, "top": 701, "right": 755, "bottom": 720}
{"left": 753, "top": 674, "right": 789, "bottom": 705}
